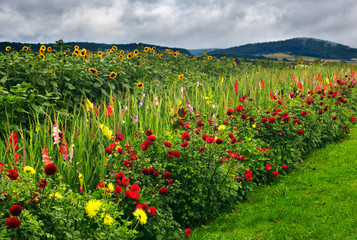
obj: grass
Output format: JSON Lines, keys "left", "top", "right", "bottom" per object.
{"left": 190, "top": 128, "right": 357, "bottom": 240}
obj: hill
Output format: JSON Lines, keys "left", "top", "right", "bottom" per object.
{"left": 208, "top": 38, "right": 357, "bottom": 60}
{"left": 0, "top": 41, "right": 192, "bottom": 55}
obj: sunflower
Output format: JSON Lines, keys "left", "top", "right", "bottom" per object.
{"left": 137, "top": 82, "right": 144, "bottom": 89}
{"left": 137, "top": 56, "right": 141, "bottom": 60}
{"left": 73, "top": 49, "right": 79, "bottom": 55}
{"left": 208, "top": 56, "right": 212, "bottom": 60}
{"left": 177, "top": 107, "right": 188, "bottom": 119}
{"left": 144, "top": 47, "right": 149, "bottom": 52}
{"left": 5, "top": 46, "right": 11, "bottom": 51}
{"left": 152, "top": 46, "right": 156, "bottom": 51}
{"left": 120, "top": 50, "right": 124, "bottom": 54}
{"left": 88, "top": 68, "right": 98, "bottom": 75}
{"left": 40, "top": 45, "right": 46, "bottom": 51}
{"left": 173, "top": 52, "right": 178, "bottom": 57}
{"left": 74, "top": 45, "right": 79, "bottom": 50}
{"left": 118, "top": 54, "right": 123, "bottom": 59}
{"left": 178, "top": 74, "right": 184, "bottom": 80}
{"left": 39, "top": 49, "right": 44, "bottom": 54}
{"left": 109, "top": 72, "right": 117, "bottom": 79}
{"left": 153, "top": 53, "right": 156, "bottom": 57}
{"left": 37, "top": 54, "right": 45, "bottom": 60}
{"left": 22, "top": 46, "right": 29, "bottom": 51}
{"left": 47, "top": 47, "right": 52, "bottom": 52}
{"left": 133, "top": 49, "right": 138, "bottom": 55}
{"left": 80, "top": 50, "right": 86, "bottom": 56}
{"left": 127, "top": 53, "right": 133, "bottom": 59}
{"left": 111, "top": 46, "right": 117, "bottom": 51}
{"left": 58, "top": 40, "right": 63, "bottom": 44}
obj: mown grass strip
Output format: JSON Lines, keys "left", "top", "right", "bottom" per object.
{"left": 191, "top": 128, "right": 357, "bottom": 240}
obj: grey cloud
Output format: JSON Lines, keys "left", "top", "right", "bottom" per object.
{"left": 1, "top": 0, "right": 357, "bottom": 49}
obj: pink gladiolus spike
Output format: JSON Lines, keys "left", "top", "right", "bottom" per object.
{"left": 42, "top": 146, "right": 53, "bottom": 165}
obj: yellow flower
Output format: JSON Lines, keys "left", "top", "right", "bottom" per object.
{"left": 40, "top": 45, "right": 46, "bottom": 51}
{"left": 252, "top": 124, "right": 256, "bottom": 128}
{"left": 178, "top": 74, "right": 184, "bottom": 80}
{"left": 24, "top": 166, "right": 36, "bottom": 174}
{"left": 47, "top": 47, "right": 52, "bottom": 52}
{"left": 133, "top": 208, "right": 147, "bottom": 225}
{"left": 218, "top": 125, "right": 226, "bottom": 131}
{"left": 85, "top": 99, "right": 94, "bottom": 112}
{"left": 5, "top": 46, "right": 11, "bottom": 51}
{"left": 100, "top": 124, "right": 113, "bottom": 140}
{"left": 85, "top": 199, "right": 102, "bottom": 218}
{"left": 22, "top": 46, "right": 29, "bottom": 51}
{"left": 107, "top": 183, "right": 114, "bottom": 192}
{"left": 88, "top": 68, "right": 98, "bottom": 75}
{"left": 208, "top": 56, "right": 212, "bottom": 60}
{"left": 137, "top": 82, "right": 144, "bottom": 89}
{"left": 103, "top": 214, "right": 114, "bottom": 225}
{"left": 127, "top": 53, "right": 133, "bottom": 59}
{"left": 177, "top": 107, "right": 188, "bottom": 119}
{"left": 109, "top": 72, "right": 117, "bottom": 79}
{"left": 50, "top": 192, "right": 63, "bottom": 199}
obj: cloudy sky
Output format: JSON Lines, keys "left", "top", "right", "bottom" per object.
{"left": 1, "top": 0, "right": 356, "bottom": 49}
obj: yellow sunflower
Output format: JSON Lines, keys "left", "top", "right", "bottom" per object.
{"left": 144, "top": 47, "right": 149, "bottom": 52}
{"left": 173, "top": 52, "right": 178, "bottom": 57}
{"left": 22, "top": 46, "right": 29, "bottom": 51}
{"left": 88, "top": 68, "right": 98, "bottom": 75}
{"left": 177, "top": 107, "right": 188, "bottom": 119}
{"left": 208, "top": 56, "right": 212, "bottom": 60}
{"left": 73, "top": 49, "right": 79, "bottom": 55}
{"left": 40, "top": 45, "right": 46, "bottom": 51}
{"left": 160, "top": 54, "right": 164, "bottom": 59}
{"left": 58, "top": 40, "right": 63, "bottom": 44}
{"left": 178, "top": 74, "right": 184, "bottom": 80}
{"left": 137, "top": 82, "right": 144, "bottom": 89}
{"left": 133, "top": 49, "right": 138, "bottom": 55}
{"left": 74, "top": 45, "right": 79, "bottom": 50}
{"left": 111, "top": 46, "right": 117, "bottom": 51}
{"left": 47, "top": 47, "right": 52, "bottom": 52}
{"left": 37, "top": 54, "right": 45, "bottom": 60}
{"left": 109, "top": 72, "right": 117, "bottom": 79}
{"left": 152, "top": 46, "right": 156, "bottom": 51}
{"left": 5, "top": 46, "right": 11, "bottom": 51}
{"left": 127, "top": 53, "right": 133, "bottom": 59}
{"left": 118, "top": 54, "right": 123, "bottom": 59}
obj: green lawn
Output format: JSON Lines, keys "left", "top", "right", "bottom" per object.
{"left": 190, "top": 129, "right": 357, "bottom": 240}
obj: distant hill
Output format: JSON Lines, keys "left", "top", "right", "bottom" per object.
{"left": 188, "top": 48, "right": 220, "bottom": 55}
{"left": 0, "top": 41, "right": 192, "bottom": 55}
{"left": 208, "top": 38, "right": 357, "bottom": 60}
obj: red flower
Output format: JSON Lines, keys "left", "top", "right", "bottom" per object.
{"left": 148, "top": 206, "right": 156, "bottom": 216}
{"left": 115, "top": 185, "right": 122, "bottom": 194}
{"left": 241, "top": 114, "right": 247, "bottom": 120}
{"left": 130, "top": 184, "right": 141, "bottom": 192}
{"left": 352, "top": 116, "right": 355, "bottom": 122}
{"left": 164, "top": 141, "right": 172, "bottom": 148}
{"left": 6, "top": 217, "right": 21, "bottom": 229}
{"left": 173, "top": 151, "right": 180, "bottom": 158}
{"left": 249, "top": 117, "right": 255, "bottom": 123}
{"left": 227, "top": 108, "right": 234, "bottom": 116}
{"left": 0, "top": 162, "right": 5, "bottom": 172}
{"left": 181, "top": 142, "right": 189, "bottom": 148}
{"left": 159, "top": 187, "right": 168, "bottom": 195}
{"left": 136, "top": 203, "right": 148, "bottom": 211}
{"left": 163, "top": 172, "right": 171, "bottom": 179}
{"left": 265, "top": 164, "right": 271, "bottom": 171}
{"left": 117, "top": 148, "right": 124, "bottom": 154}
{"left": 9, "top": 204, "right": 22, "bottom": 216}
{"left": 142, "top": 168, "right": 149, "bottom": 175}
{"left": 261, "top": 118, "right": 268, "bottom": 123}
{"left": 116, "top": 133, "right": 124, "bottom": 141}
{"left": 168, "top": 178, "right": 174, "bottom": 185}
{"left": 297, "top": 129, "right": 304, "bottom": 135}
{"left": 116, "top": 172, "right": 125, "bottom": 181}
{"left": 197, "top": 120, "right": 204, "bottom": 128}
{"left": 199, "top": 147, "right": 205, "bottom": 152}
{"left": 179, "top": 120, "right": 184, "bottom": 127}
{"left": 332, "top": 116, "right": 337, "bottom": 120}
{"left": 38, "top": 179, "right": 48, "bottom": 189}
{"left": 130, "top": 191, "right": 140, "bottom": 200}
{"left": 105, "top": 147, "right": 112, "bottom": 154}
{"left": 125, "top": 190, "right": 131, "bottom": 198}
{"left": 148, "top": 168, "right": 155, "bottom": 175}
{"left": 181, "top": 132, "right": 191, "bottom": 141}
{"left": 273, "top": 171, "right": 279, "bottom": 177}
{"left": 130, "top": 152, "right": 138, "bottom": 160}
{"left": 282, "top": 165, "right": 287, "bottom": 170}
{"left": 279, "top": 131, "right": 284, "bottom": 136}
{"left": 268, "top": 117, "right": 276, "bottom": 124}
{"left": 147, "top": 135, "right": 156, "bottom": 142}
{"left": 123, "top": 160, "right": 132, "bottom": 168}
{"left": 215, "top": 138, "right": 223, "bottom": 144}
{"left": 300, "top": 111, "right": 307, "bottom": 116}
{"left": 284, "top": 116, "right": 290, "bottom": 122}
{"left": 278, "top": 100, "right": 283, "bottom": 105}
{"left": 195, "top": 112, "right": 201, "bottom": 117}
{"left": 141, "top": 141, "right": 150, "bottom": 151}
{"left": 6, "top": 169, "right": 19, "bottom": 180}
{"left": 206, "top": 137, "right": 215, "bottom": 144}
{"left": 185, "top": 228, "right": 192, "bottom": 236}
{"left": 44, "top": 163, "right": 57, "bottom": 175}
{"left": 235, "top": 105, "right": 244, "bottom": 113}
{"left": 145, "top": 130, "right": 153, "bottom": 136}
{"left": 318, "top": 110, "right": 323, "bottom": 115}
{"left": 122, "top": 177, "right": 130, "bottom": 185}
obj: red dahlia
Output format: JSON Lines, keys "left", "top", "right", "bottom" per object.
{"left": 145, "top": 130, "right": 153, "bottom": 136}
{"left": 159, "top": 187, "right": 168, "bottom": 195}
{"left": 163, "top": 172, "right": 171, "bottom": 179}
{"left": 9, "top": 204, "right": 22, "bottom": 216}
{"left": 6, "top": 169, "right": 19, "bottom": 180}
{"left": 44, "top": 163, "right": 57, "bottom": 176}
{"left": 6, "top": 217, "right": 21, "bottom": 229}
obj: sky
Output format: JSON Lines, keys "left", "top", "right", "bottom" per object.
{"left": 1, "top": 0, "right": 357, "bottom": 49}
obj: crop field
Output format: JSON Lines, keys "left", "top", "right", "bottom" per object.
{"left": 0, "top": 42, "right": 356, "bottom": 239}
